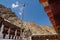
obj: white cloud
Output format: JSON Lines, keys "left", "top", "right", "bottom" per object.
{"left": 12, "top": 1, "right": 19, "bottom": 8}
{"left": 19, "top": 12, "right": 22, "bottom": 15}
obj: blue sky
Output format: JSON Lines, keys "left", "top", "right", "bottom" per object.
{"left": 0, "top": 0, "right": 52, "bottom": 26}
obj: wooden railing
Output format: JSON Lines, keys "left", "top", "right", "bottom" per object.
{"left": 31, "top": 35, "right": 60, "bottom": 40}
{"left": 0, "top": 17, "right": 21, "bottom": 39}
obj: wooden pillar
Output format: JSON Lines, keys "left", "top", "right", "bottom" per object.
{"left": 2, "top": 21, "right": 10, "bottom": 39}
{"left": 16, "top": 27, "right": 21, "bottom": 39}
{"left": 49, "top": 35, "right": 51, "bottom": 40}
{"left": 43, "top": 36, "right": 46, "bottom": 40}
{"left": 2, "top": 25, "right": 9, "bottom": 39}
{"left": 57, "top": 34, "right": 60, "bottom": 40}
{"left": 55, "top": 35, "right": 58, "bottom": 40}
{"left": 39, "top": 36, "right": 42, "bottom": 40}
{"left": 3, "top": 33, "right": 6, "bottom": 39}
{"left": 9, "top": 27, "right": 16, "bottom": 39}
{"left": 40, "top": 36, "right": 44, "bottom": 40}
{"left": 9, "top": 33, "right": 11, "bottom": 39}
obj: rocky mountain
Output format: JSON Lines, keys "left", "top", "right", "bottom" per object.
{"left": 22, "top": 22, "right": 57, "bottom": 35}
{"left": 0, "top": 4, "right": 21, "bottom": 27}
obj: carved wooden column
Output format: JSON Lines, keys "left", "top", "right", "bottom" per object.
{"left": 2, "top": 25, "right": 9, "bottom": 38}
{"left": 43, "top": 35, "right": 46, "bottom": 40}
{"left": 57, "top": 34, "right": 60, "bottom": 40}
{"left": 2, "top": 21, "right": 9, "bottom": 39}
{"left": 16, "top": 27, "right": 21, "bottom": 39}
{"left": 2, "top": 27, "right": 8, "bottom": 39}
{"left": 39, "top": 36, "right": 43, "bottom": 40}
{"left": 9, "top": 25, "right": 16, "bottom": 39}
